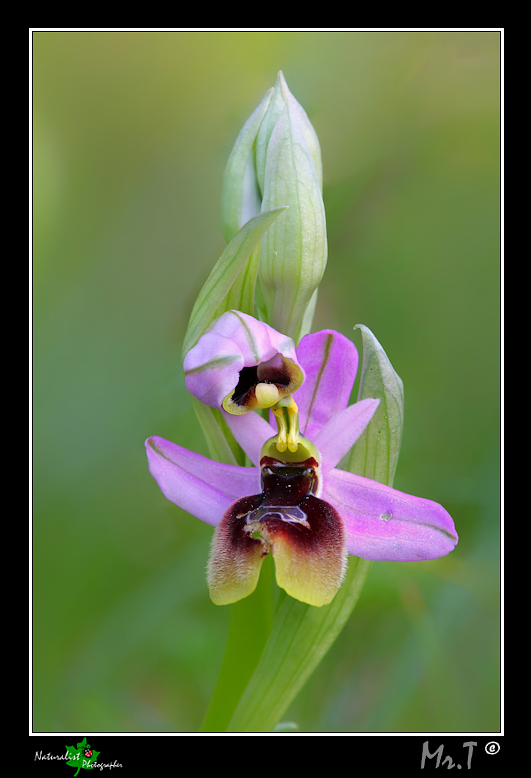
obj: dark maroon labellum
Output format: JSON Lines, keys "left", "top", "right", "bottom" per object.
{"left": 240, "top": 456, "right": 344, "bottom": 558}
{"left": 208, "top": 456, "right": 346, "bottom": 606}
{"left": 242, "top": 456, "right": 319, "bottom": 527}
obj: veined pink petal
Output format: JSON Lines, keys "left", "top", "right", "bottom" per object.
{"left": 293, "top": 330, "right": 358, "bottom": 438}
{"left": 145, "top": 436, "right": 258, "bottom": 526}
{"left": 222, "top": 409, "right": 276, "bottom": 466}
{"left": 212, "top": 310, "right": 298, "bottom": 367}
{"left": 324, "top": 468, "right": 458, "bottom": 561}
{"left": 315, "top": 398, "right": 380, "bottom": 473}
{"left": 183, "top": 331, "right": 243, "bottom": 408}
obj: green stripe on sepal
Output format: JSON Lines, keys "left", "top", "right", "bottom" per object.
{"left": 348, "top": 324, "right": 404, "bottom": 486}
{"left": 183, "top": 354, "right": 240, "bottom": 377}
{"left": 182, "top": 206, "right": 288, "bottom": 359}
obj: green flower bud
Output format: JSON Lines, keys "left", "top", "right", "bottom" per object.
{"left": 259, "top": 73, "right": 326, "bottom": 342}
{"left": 220, "top": 71, "right": 327, "bottom": 342}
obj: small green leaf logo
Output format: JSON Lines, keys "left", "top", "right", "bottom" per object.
{"left": 65, "top": 737, "right": 100, "bottom": 776}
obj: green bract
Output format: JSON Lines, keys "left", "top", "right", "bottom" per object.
{"left": 181, "top": 207, "right": 287, "bottom": 359}
{"left": 348, "top": 324, "right": 405, "bottom": 485}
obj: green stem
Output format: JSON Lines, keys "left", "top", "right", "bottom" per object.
{"left": 226, "top": 557, "right": 372, "bottom": 732}
{"left": 200, "top": 555, "right": 275, "bottom": 732}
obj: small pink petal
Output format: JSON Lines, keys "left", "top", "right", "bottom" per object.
{"left": 315, "top": 398, "right": 380, "bottom": 472}
{"left": 294, "top": 330, "right": 358, "bottom": 438}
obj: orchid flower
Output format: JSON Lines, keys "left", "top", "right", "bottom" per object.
{"left": 183, "top": 310, "right": 304, "bottom": 414}
{"left": 146, "top": 328, "right": 458, "bottom": 608}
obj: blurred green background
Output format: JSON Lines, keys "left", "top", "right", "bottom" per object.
{"left": 33, "top": 31, "right": 500, "bottom": 733}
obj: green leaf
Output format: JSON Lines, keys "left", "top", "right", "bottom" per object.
{"left": 182, "top": 206, "right": 287, "bottom": 359}
{"left": 298, "top": 287, "right": 319, "bottom": 341}
{"left": 348, "top": 324, "right": 404, "bottom": 485}
{"left": 216, "top": 242, "right": 261, "bottom": 321}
